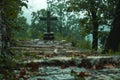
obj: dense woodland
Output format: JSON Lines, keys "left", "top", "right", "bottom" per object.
{"left": 0, "top": 0, "right": 120, "bottom": 79}
{"left": 1, "top": 0, "right": 120, "bottom": 51}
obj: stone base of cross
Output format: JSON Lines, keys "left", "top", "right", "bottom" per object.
{"left": 43, "top": 32, "right": 55, "bottom": 40}
{"left": 40, "top": 11, "right": 57, "bottom": 41}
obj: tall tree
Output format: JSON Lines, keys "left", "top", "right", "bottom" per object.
{"left": 90, "top": 1, "right": 99, "bottom": 50}
{"left": 0, "top": 0, "right": 28, "bottom": 79}
{"left": 0, "top": 0, "right": 28, "bottom": 56}
{"left": 12, "top": 16, "right": 30, "bottom": 40}
{"left": 30, "top": 9, "right": 47, "bottom": 39}
{"left": 104, "top": 0, "right": 120, "bottom": 52}
{"left": 66, "top": 0, "right": 117, "bottom": 50}
{"left": 47, "top": 0, "right": 81, "bottom": 40}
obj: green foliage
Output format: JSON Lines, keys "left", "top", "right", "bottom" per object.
{"left": 12, "top": 16, "right": 31, "bottom": 40}
{"left": 55, "top": 34, "right": 66, "bottom": 40}
{"left": 103, "top": 51, "right": 120, "bottom": 56}
{"left": 66, "top": 0, "right": 118, "bottom": 50}
{"left": 0, "top": 0, "right": 28, "bottom": 79}
{"left": 0, "top": 0, "right": 29, "bottom": 41}
{"left": 66, "top": 34, "right": 77, "bottom": 47}
{"left": 46, "top": 0, "right": 83, "bottom": 44}
{"left": 0, "top": 54, "right": 17, "bottom": 80}
{"left": 30, "top": 9, "right": 47, "bottom": 39}
{"left": 77, "top": 40, "right": 91, "bottom": 49}
{"left": 0, "top": 0, "right": 28, "bottom": 19}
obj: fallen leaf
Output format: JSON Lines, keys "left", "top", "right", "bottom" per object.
{"left": 77, "top": 71, "right": 91, "bottom": 77}
{"left": 103, "top": 64, "right": 115, "bottom": 68}
{"left": 19, "top": 67, "right": 26, "bottom": 77}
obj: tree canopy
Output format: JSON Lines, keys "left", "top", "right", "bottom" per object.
{"left": 66, "top": 0, "right": 118, "bottom": 50}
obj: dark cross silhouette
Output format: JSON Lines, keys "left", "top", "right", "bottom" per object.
{"left": 40, "top": 11, "right": 57, "bottom": 40}
{"left": 40, "top": 11, "right": 57, "bottom": 33}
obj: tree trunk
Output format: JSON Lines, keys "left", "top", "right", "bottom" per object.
{"left": 1, "top": 14, "right": 8, "bottom": 56}
{"left": 0, "top": 2, "right": 11, "bottom": 57}
{"left": 91, "top": 2, "right": 99, "bottom": 51}
{"left": 0, "top": 11, "right": 2, "bottom": 53}
{"left": 103, "top": 0, "right": 120, "bottom": 52}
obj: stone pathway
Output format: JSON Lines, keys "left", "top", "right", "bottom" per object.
{"left": 12, "top": 39, "right": 120, "bottom": 80}
{"left": 28, "top": 66, "right": 84, "bottom": 80}
{"left": 11, "top": 40, "right": 73, "bottom": 55}
{"left": 28, "top": 66, "right": 120, "bottom": 80}
{"left": 21, "top": 55, "right": 120, "bottom": 80}
{"left": 86, "top": 68, "right": 120, "bottom": 80}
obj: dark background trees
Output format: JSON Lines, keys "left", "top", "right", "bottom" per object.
{"left": 0, "top": 0, "right": 28, "bottom": 79}
{"left": 1, "top": 0, "right": 120, "bottom": 55}
{"left": 0, "top": 0, "right": 28, "bottom": 54}
{"left": 104, "top": 0, "right": 120, "bottom": 52}
{"left": 66, "top": 0, "right": 118, "bottom": 51}
{"left": 28, "top": 0, "right": 119, "bottom": 51}
{"left": 0, "top": 0, "right": 120, "bottom": 79}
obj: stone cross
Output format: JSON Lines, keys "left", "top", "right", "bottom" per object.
{"left": 40, "top": 11, "right": 57, "bottom": 33}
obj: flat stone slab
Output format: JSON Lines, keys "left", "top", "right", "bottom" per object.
{"left": 23, "top": 55, "right": 120, "bottom": 63}
{"left": 27, "top": 66, "right": 120, "bottom": 80}
{"left": 87, "top": 55, "right": 120, "bottom": 59}
{"left": 86, "top": 68, "right": 120, "bottom": 80}
{"left": 28, "top": 67, "right": 86, "bottom": 80}
{"left": 19, "top": 55, "right": 120, "bottom": 70}
{"left": 13, "top": 40, "right": 120, "bottom": 80}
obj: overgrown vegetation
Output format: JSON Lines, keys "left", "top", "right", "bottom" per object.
{"left": 0, "top": 0, "right": 28, "bottom": 79}
{"left": 0, "top": 0, "right": 120, "bottom": 79}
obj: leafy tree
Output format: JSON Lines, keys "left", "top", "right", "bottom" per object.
{"left": 103, "top": 0, "right": 120, "bottom": 52}
{"left": 0, "top": 0, "right": 28, "bottom": 54}
{"left": 47, "top": 0, "right": 82, "bottom": 41}
{"left": 66, "top": 0, "right": 117, "bottom": 50}
{"left": 0, "top": 0, "right": 28, "bottom": 79}
{"left": 30, "top": 9, "right": 47, "bottom": 39}
{"left": 12, "top": 16, "right": 30, "bottom": 40}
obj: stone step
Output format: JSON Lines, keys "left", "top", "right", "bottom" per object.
{"left": 20, "top": 56, "right": 120, "bottom": 68}
{"left": 11, "top": 47, "right": 68, "bottom": 54}
{"left": 12, "top": 44, "right": 64, "bottom": 48}
{"left": 15, "top": 40, "right": 72, "bottom": 45}
{"left": 28, "top": 66, "right": 120, "bottom": 80}
{"left": 11, "top": 50, "right": 54, "bottom": 54}
{"left": 11, "top": 47, "right": 55, "bottom": 51}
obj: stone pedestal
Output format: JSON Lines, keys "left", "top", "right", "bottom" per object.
{"left": 43, "top": 32, "right": 55, "bottom": 40}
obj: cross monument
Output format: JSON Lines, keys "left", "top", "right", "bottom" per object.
{"left": 40, "top": 11, "right": 57, "bottom": 40}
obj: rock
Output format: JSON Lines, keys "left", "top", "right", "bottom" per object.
{"left": 59, "top": 40, "right": 66, "bottom": 44}
{"left": 97, "top": 75, "right": 113, "bottom": 80}
{"left": 27, "top": 66, "right": 120, "bottom": 80}
{"left": 12, "top": 39, "right": 120, "bottom": 80}
{"left": 33, "top": 39, "right": 40, "bottom": 43}
{"left": 53, "top": 48, "right": 58, "bottom": 54}
{"left": 109, "top": 74, "right": 120, "bottom": 79}
{"left": 37, "top": 41, "right": 44, "bottom": 45}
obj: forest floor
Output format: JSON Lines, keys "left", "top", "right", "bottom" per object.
{"left": 11, "top": 39, "right": 120, "bottom": 80}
